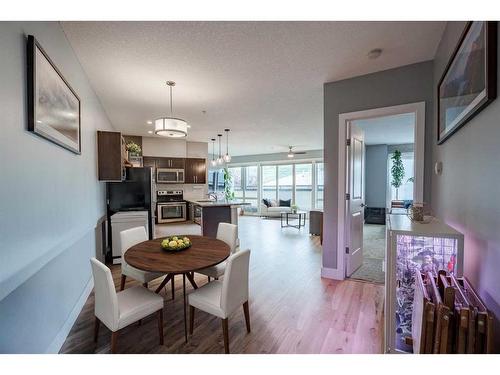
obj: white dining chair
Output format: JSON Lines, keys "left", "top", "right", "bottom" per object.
{"left": 188, "top": 249, "right": 251, "bottom": 354}
{"left": 120, "top": 227, "right": 166, "bottom": 291}
{"left": 90, "top": 258, "right": 164, "bottom": 353}
{"left": 197, "top": 222, "right": 239, "bottom": 280}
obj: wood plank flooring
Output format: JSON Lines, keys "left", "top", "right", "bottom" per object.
{"left": 60, "top": 216, "right": 384, "bottom": 354}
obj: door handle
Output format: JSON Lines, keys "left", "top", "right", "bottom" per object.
{"left": 360, "top": 203, "right": 366, "bottom": 207}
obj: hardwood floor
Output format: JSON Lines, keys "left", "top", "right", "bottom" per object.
{"left": 59, "top": 216, "right": 384, "bottom": 354}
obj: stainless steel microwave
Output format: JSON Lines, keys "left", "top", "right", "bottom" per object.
{"left": 157, "top": 168, "right": 184, "bottom": 184}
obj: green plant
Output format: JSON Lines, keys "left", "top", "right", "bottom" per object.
{"left": 291, "top": 204, "right": 298, "bottom": 211}
{"left": 407, "top": 177, "right": 415, "bottom": 183}
{"left": 223, "top": 167, "right": 235, "bottom": 201}
{"left": 126, "top": 141, "right": 142, "bottom": 155}
{"left": 390, "top": 150, "right": 405, "bottom": 200}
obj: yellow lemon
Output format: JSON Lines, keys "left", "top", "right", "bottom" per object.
{"left": 172, "top": 236, "right": 178, "bottom": 241}
{"left": 168, "top": 240, "right": 177, "bottom": 247}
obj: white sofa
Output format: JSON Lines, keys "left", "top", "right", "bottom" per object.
{"left": 260, "top": 202, "right": 292, "bottom": 217}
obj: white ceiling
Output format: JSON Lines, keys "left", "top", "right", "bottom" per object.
{"left": 353, "top": 112, "right": 415, "bottom": 145}
{"left": 61, "top": 21, "right": 445, "bottom": 156}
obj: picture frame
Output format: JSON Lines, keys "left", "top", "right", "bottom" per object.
{"left": 27, "top": 35, "right": 81, "bottom": 154}
{"left": 437, "top": 21, "right": 497, "bottom": 144}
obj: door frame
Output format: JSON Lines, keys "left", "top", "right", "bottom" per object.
{"left": 336, "top": 102, "right": 425, "bottom": 280}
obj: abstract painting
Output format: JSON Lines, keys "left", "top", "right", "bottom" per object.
{"left": 437, "top": 21, "right": 497, "bottom": 144}
{"left": 27, "top": 35, "right": 81, "bottom": 154}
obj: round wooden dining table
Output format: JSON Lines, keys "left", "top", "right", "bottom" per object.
{"left": 124, "top": 235, "right": 230, "bottom": 342}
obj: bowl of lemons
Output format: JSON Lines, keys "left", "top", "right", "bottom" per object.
{"left": 160, "top": 236, "right": 192, "bottom": 252}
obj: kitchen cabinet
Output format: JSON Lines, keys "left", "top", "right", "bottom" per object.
{"left": 157, "top": 157, "right": 185, "bottom": 169}
{"left": 97, "top": 131, "right": 126, "bottom": 181}
{"left": 185, "top": 158, "right": 206, "bottom": 184}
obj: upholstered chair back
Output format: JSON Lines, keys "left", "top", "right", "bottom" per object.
{"left": 120, "top": 226, "right": 148, "bottom": 266}
{"left": 216, "top": 223, "right": 239, "bottom": 254}
{"left": 90, "top": 257, "right": 119, "bottom": 331}
{"left": 221, "top": 249, "right": 250, "bottom": 314}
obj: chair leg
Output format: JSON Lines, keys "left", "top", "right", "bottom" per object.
{"left": 207, "top": 276, "right": 211, "bottom": 282}
{"left": 93, "top": 317, "right": 100, "bottom": 343}
{"left": 171, "top": 275, "right": 175, "bottom": 300}
{"left": 120, "top": 275, "right": 126, "bottom": 291}
{"left": 221, "top": 318, "right": 229, "bottom": 354}
{"left": 243, "top": 301, "right": 251, "bottom": 333}
{"left": 189, "top": 306, "right": 195, "bottom": 335}
{"left": 157, "top": 310, "right": 164, "bottom": 345}
{"left": 111, "top": 331, "right": 119, "bottom": 354}
{"left": 142, "top": 282, "right": 148, "bottom": 288}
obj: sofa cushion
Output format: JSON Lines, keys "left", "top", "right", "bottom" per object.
{"left": 270, "top": 199, "right": 278, "bottom": 207}
{"left": 279, "top": 199, "right": 291, "bottom": 207}
{"left": 268, "top": 206, "right": 291, "bottom": 213}
{"left": 262, "top": 198, "right": 271, "bottom": 207}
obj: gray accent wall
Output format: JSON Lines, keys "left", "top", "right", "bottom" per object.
{"left": 0, "top": 22, "right": 114, "bottom": 352}
{"left": 431, "top": 22, "right": 500, "bottom": 352}
{"left": 365, "top": 145, "right": 388, "bottom": 208}
{"left": 323, "top": 61, "right": 434, "bottom": 269}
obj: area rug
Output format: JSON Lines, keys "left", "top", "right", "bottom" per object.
{"left": 350, "top": 224, "right": 385, "bottom": 284}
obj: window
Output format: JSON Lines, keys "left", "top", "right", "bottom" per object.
{"left": 229, "top": 167, "right": 243, "bottom": 199}
{"left": 278, "top": 165, "right": 293, "bottom": 202}
{"left": 295, "top": 163, "right": 312, "bottom": 210}
{"left": 262, "top": 165, "right": 277, "bottom": 201}
{"left": 315, "top": 162, "right": 324, "bottom": 209}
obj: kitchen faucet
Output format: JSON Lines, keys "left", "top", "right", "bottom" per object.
{"left": 207, "top": 193, "right": 218, "bottom": 202}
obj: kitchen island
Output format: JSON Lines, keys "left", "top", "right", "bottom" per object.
{"left": 185, "top": 199, "right": 250, "bottom": 238}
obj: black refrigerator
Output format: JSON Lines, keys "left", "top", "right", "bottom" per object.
{"left": 106, "top": 167, "right": 154, "bottom": 262}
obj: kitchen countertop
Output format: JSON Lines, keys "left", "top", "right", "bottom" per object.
{"left": 184, "top": 199, "right": 251, "bottom": 208}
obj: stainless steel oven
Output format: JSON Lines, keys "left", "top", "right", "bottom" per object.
{"left": 157, "top": 202, "right": 187, "bottom": 223}
{"left": 156, "top": 168, "right": 184, "bottom": 184}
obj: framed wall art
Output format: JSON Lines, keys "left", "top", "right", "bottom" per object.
{"left": 27, "top": 35, "right": 81, "bottom": 154}
{"left": 437, "top": 21, "right": 497, "bottom": 144}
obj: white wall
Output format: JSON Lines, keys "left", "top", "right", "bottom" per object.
{"left": 142, "top": 136, "right": 187, "bottom": 157}
{"left": 0, "top": 22, "right": 114, "bottom": 353}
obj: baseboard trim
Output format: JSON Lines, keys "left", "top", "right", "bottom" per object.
{"left": 321, "top": 267, "right": 344, "bottom": 280}
{"left": 46, "top": 277, "right": 94, "bottom": 354}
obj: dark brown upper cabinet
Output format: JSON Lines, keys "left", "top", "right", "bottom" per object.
{"left": 97, "top": 131, "right": 126, "bottom": 181}
{"left": 157, "top": 157, "right": 185, "bottom": 169}
{"left": 185, "top": 158, "right": 206, "bottom": 184}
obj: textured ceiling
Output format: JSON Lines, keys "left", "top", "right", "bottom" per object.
{"left": 354, "top": 113, "right": 415, "bottom": 145}
{"left": 61, "top": 21, "right": 445, "bottom": 156}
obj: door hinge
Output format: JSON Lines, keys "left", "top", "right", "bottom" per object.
{"left": 345, "top": 247, "right": 349, "bottom": 254}
{"left": 345, "top": 193, "right": 350, "bottom": 200}
{"left": 346, "top": 138, "right": 351, "bottom": 146}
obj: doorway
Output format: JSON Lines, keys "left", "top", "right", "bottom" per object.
{"left": 336, "top": 102, "right": 425, "bottom": 283}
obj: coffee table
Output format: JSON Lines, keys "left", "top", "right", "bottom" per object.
{"left": 280, "top": 211, "right": 307, "bottom": 229}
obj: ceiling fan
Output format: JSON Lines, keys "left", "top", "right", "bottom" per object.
{"left": 287, "top": 146, "right": 307, "bottom": 158}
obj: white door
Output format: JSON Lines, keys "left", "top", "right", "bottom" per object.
{"left": 345, "top": 123, "right": 365, "bottom": 277}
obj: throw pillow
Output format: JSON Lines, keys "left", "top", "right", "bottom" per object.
{"left": 262, "top": 198, "right": 271, "bottom": 207}
{"left": 279, "top": 199, "right": 291, "bottom": 207}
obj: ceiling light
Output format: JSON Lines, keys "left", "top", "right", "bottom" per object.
{"left": 148, "top": 130, "right": 153, "bottom": 134}
{"left": 147, "top": 120, "right": 152, "bottom": 125}
{"left": 288, "top": 152, "right": 294, "bottom": 158}
{"left": 217, "top": 134, "right": 223, "bottom": 165}
{"left": 155, "top": 81, "right": 188, "bottom": 138}
{"left": 210, "top": 138, "right": 217, "bottom": 167}
{"left": 223, "top": 128, "right": 231, "bottom": 163}
{"left": 368, "top": 48, "right": 383, "bottom": 59}
{"left": 288, "top": 145, "right": 295, "bottom": 158}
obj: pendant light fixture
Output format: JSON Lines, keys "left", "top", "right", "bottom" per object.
{"left": 210, "top": 138, "right": 217, "bottom": 167}
{"left": 217, "top": 134, "right": 223, "bottom": 165}
{"left": 223, "top": 128, "right": 231, "bottom": 163}
{"left": 155, "top": 81, "right": 188, "bottom": 137}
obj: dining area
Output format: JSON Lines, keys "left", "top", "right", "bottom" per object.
{"left": 89, "top": 222, "right": 251, "bottom": 354}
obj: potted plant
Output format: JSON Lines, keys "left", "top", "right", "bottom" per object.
{"left": 291, "top": 204, "right": 298, "bottom": 214}
{"left": 390, "top": 150, "right": 405, "bottom": 200}
{"left": 126, "top": 141, "right": 142, "bottom": 158}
